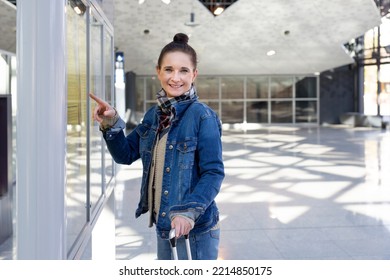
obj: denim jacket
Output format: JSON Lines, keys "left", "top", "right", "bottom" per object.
{"left": 102, "top": 97, "right": 224, "bottom": 239}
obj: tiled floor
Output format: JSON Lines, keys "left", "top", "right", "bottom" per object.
{"left": 2, "top": 125, "right": 390, "bottom": 260}
{"left": 115, "top": 125, "right": 390, "bottom": 260}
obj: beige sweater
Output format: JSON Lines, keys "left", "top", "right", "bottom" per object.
{"left": 148, "top": 132, "right": 168, "bottom": 227}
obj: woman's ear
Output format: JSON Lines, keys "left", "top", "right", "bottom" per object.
{"left": 156, "top": 65, "right": 162, "bottom": 82}
{"left": 192, "top": 69, "right": 198, "bottom": 82}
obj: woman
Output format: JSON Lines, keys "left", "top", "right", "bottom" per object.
{"left": 90, "top": 33, "right": 224, "bottom": 260}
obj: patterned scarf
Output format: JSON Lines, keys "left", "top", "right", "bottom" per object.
{"left": 156, "top": 85, "right": 197, "bottom": 133}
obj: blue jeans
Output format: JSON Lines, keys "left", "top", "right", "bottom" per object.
{"left": 157, "top": 227, "right": 220, "bottom": 260}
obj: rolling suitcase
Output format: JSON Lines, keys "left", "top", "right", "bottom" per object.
{"left": 169, "top": 228, "right": 192, "bottom": 260}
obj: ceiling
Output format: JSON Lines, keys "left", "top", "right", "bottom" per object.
{"left": 112, "top": 0, "right": 382, "bottom": 76}
{"left": 0, "top": 0, "right": 16, "bottom": 54}
{"left": 0, "top": 0, "right": 383, "bottom": 76}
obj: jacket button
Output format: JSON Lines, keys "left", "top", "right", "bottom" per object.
{"left": 161, "top": 212, "right": 166, "bottom": 217}
{"left": 169, "top": 145, "right": 173, "bottom": 149}
{"left": 164, "top": 190, "right": 168, "bottom": 195}
{"left": 165, "top": 167, "right": 170, "bottom": 173}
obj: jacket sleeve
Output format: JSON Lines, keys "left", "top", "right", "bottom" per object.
{"left": 102, "top": 117, "right": 141, "bottom": 165}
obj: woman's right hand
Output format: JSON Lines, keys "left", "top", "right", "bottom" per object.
{"left": 89, "top": 93, "right": 116, "bottom": 124}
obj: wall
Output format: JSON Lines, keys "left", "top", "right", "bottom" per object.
{"left": 320, "top": 65, "right": 356, "bottom": 124}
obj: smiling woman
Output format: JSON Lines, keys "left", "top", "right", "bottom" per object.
{"left": 89, "top": 33, "right": 225, "bottom": 260}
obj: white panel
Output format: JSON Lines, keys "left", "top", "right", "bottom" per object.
{"left": 16, "top": 0, "right": 67, "bottom": 259}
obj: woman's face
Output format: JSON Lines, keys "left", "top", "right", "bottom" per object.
{"left": 156, "top": 51, "right": 198, "bottom": 98}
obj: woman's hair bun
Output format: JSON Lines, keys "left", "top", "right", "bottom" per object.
{"left": 173, "top": 33, "right": 189, "bottom": 44}
{"left": 157, "top": 32, "right": 197, "bottom": 69}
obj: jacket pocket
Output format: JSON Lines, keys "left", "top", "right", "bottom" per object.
{"left": 136, "top": 123, "right": 155, "bottom": 154}
{"left": 176, "top": 138, "right": 197, "bottom": 169}
{"left": 136, "top": 123, "right": 152, "bottom": 139}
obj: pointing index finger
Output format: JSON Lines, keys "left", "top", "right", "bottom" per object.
{"left": 89, "top": 93, "right": 108, "bottom": 106}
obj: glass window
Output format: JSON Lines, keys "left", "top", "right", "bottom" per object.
{"left": 296, "top": 101, "right": 317, "bottom": 123}
{"left": 379, "top": 64, "right": 390, "bottom": 116}
{"left": 221, "top": 77, "right": 244, "bottom": 99}
{"left": 66, "top": 4, "right": 88, "bottom": 253}
{"left": 271, "top": 77, "right": 293, "bottom": 98}
{"left": 89, "top": 15, "right": 104, "bottom": 212}
{"left": 364, "top": 65, "right": 378, "bottom": 115}
{"left": 145, "top": 102, "right": 155, "bottom": 111}
{"left": 145, "top": 76, "right": 161, "bottom": 101}
{"left": 104, "top": 29, "right": 114, "bottom": 185}
{"left": 379, "top": 91, "right": 390, "bottom": 116}
{"left": 10, "top": 56, "right": 17, "bottom": 183}
{"left": 271, "top": 101, "right": 292, "bottom": 123}
{"left": 137, "top": 74, "right": 319, "bottom": 125}
{"left": 247, "top": 101, "right": 268, "bottom": 123}
{"left": 295, "top": 76, "right": 317, "bottom": 98}
{"left": 201, "top": 100, "right": 220, "bottom": 117}
{"left": 247, "top": 76, "right": 268, "bottom": 99}
{"left": 221, "top": 101, "right": 244, "bottom": 123}
{"left": 135, "top": 77, "right": 145, "bottom": 113}
{"left": 195, "top": 76, "right": 219, "bottom": 100}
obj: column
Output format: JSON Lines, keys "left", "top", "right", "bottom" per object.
{"left": 16, "top": 0, "right": 67, "bottom": 259}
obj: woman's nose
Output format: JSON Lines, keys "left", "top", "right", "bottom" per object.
{"left": 171, "top": 71, "right": 180, "bottom": 81}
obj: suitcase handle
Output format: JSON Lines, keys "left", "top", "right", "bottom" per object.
{"left": 169, "top": 229, "right": 192, "bottom": 260}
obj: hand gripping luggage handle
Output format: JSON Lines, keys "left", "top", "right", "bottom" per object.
{"left": 169, "top": 228, "right": 192, "bottom": 260}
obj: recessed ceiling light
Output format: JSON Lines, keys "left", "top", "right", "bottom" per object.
{"left": 267, "top": 50, "right": 276, "bottom": 56}
{"left": 214, "top": 7, "right": 224, "bottom": 15}
{"left": 73, "top": 6, "right": 82, "bottom": 15}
